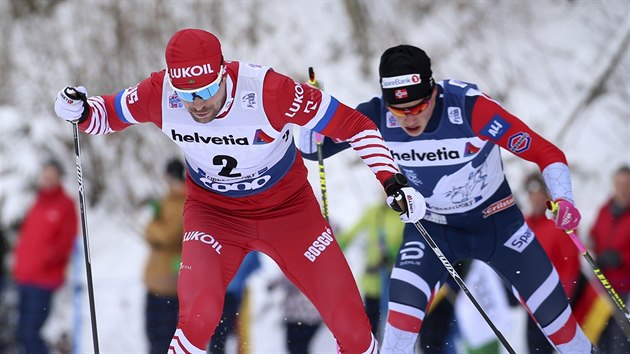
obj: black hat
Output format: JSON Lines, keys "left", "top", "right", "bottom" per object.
{"left": 165, "top": 158, "right": 185, "bottom": 181}
{"left": 379, "top": 45, "right": 434, "bottom": 105}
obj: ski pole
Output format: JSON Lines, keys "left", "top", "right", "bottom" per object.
{"left": 412, "top": 220, "right": 516, "bottom": 354}
{"left": 65, "top": 88, "right": 101, "bottom": 354}
{"left": 547, "top": 200, "right": 630, "bottom": 339}
{"left": 307, "top": 67, "right": 329, "bottom": 221}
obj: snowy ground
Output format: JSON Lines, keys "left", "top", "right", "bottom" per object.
{"left": 0, "top": 2, "right": 627, "bottom": 353}
{"left": 27, "top": 158, "right": 530, "bottom": 354}
{"left": 39, "top": 214, "right": 529, "bottom": 354}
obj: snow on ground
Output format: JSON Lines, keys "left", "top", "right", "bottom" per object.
{"left": 36, "top": 159, "right": 530, "bottom": 354}
{"left": 1, "top": 1, "right": 628, "bottom": 353}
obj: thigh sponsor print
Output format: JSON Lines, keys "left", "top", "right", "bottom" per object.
{"left": 303, "top": 227, "right": 334, "bottom": 262}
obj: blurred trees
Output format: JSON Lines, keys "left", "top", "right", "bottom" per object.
{"left": 0, "top": 1, "right": 628, "bottom": 228}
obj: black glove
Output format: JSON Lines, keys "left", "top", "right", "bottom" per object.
{"left": 383, "top": 173, "right": 427, "bottom": 223}
{"left": 383, "top": 173, "right": 408, "bottom": 212}
{"left": 597, "top": 249, "right": 621, "bottom": 269}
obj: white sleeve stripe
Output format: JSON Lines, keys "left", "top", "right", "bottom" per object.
{"left": 350, "top": 137, "right": 389, "bottom": 147}
{"left": 87, "top": 107, "right": 101, "bottom": 135}
{"left": 85, "top": 111, "right": 97, "bottom": 134}
{"left": 360, "top": 153, "right": 395, "bottom": 161}
{"left": 86, "top": 98, "right": 99, "bottom": 134}
{"left": 347, "top": 133, "right": 389, "bottom": 150}
{"left": 93, "top": 100, "right": 107, "bottom": 135}
{"left": 346, "top": 128, "right": 398, "bottom": 175}
{"left": 170, "top": 329, "right": 204, "bottom": 354}
{"left": 348, "top": 135, "right": 386, "bottom": 145}
{"left": 86, "top": 97, "right": 111, "bottom": 135}
{"left": 353, "top": 148, "right": 396, "bottom": 165}
{"left": 348, "top": 129, "right": 382, "bottom": 141}
{"left": 93, "top": 100, "right": 108, "bottom": 135}
{"left": 119, "top": 89, "right": 139, "bottom": 124}
{"left": 364, "top": 156, "right": 397, "bottom": 167}
{"left": 353, "top": 146, "right": 392, "bottom": 157}
{"left": 301, "top": 93, "right": 332, "bottom": 130}
{"left": 370, "top": 165, "right": 399, "bottom": 174}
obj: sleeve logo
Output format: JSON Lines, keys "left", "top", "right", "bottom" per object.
{"left": 480, "top": 114, "right": 511, "bottom": 141}
{"left": 507, "top": 132, "right": 531, "bottom": 153}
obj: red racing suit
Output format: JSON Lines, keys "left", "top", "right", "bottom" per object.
{"left": 77, "top": 61, "right": 395, "bottom": 353}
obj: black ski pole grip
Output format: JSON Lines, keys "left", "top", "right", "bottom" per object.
{"left": 64, "top": 87, "right": 90, "bottom": 123}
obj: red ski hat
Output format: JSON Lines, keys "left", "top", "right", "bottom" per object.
{"left": 165, "top": 29, "right": 224, "bottom": 90}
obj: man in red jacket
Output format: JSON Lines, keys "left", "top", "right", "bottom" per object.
{"left": 590, "top": 165, "right": 630, "bottom": 353}
{"left": 523, "top": 173, "right": 581, "bottom": 353}
{"left": 11, "top": 159, "right": 78, "bottom": 354}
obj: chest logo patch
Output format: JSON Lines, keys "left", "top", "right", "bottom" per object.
{"left": 447, "top": 107, "right": 463, "bottom": 124}
{"left": 253, "top": 129, "right": 274, "bottom": 145}
{"left": 241, "top": 91, "right": 257, "bottom": 110}
{"left": 464, "top": 142, "right": 481, "bottom": 157}
{"left": 168, "top": 93, "right": 184, "bottom": 109}
{"left": 386, "top": 111, "right": 400, "bottom": 128}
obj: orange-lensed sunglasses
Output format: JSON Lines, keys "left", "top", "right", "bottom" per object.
{"left": 387, "top": 96, "right": 431, "bottom": 117}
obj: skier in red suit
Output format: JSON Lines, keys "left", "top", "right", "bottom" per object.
{"left": 54, "top": 29, "right": 427, "bottom": 353}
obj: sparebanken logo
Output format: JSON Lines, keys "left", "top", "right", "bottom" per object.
{"left": 171, "top": 129, "right": 249, "bottom": 145}
{"left": 304, "top": 227, "right": 334, "bottom": 262}
{"left": 381, "top": 74, "right": 421, "bottom": 88}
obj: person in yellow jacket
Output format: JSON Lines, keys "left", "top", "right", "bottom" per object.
{"left": 144, "top": 158, "right": 186, "bottom": 354}
{"left": 337, "top": 202, "right": 404, "bottom": 340}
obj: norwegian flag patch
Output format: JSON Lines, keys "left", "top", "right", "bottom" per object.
{"left": 394, "top": 89, "right": 408, "bottom": 99}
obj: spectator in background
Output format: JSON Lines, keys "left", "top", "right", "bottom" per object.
{"left": 144, "top": 158, "right": 186, "bottom": 354}
{"left": 209, "top": 251, "right": 260, "bottom": 354}
{"left": 267, "top": 273, "right": 322, "bottom": 354}
{"left": 0, "top": 216, "right": 9, "bottom": 353}
{"left": 523, "top": 172, "right": 581, "bottom": 353}
{"left": 336, "top": 200, "right": 403, "bottom": 339}
{"left": 0, "top": 216, "right": 7, "bottom": 296}
{"left": 11, "top": 159, "right": 77, "bottom": 354}
{"left": 280, "top": 278, "right": 322, "bottom": 354}
{"left": 589, "top": 165, "right": 630, "bottom": 353}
